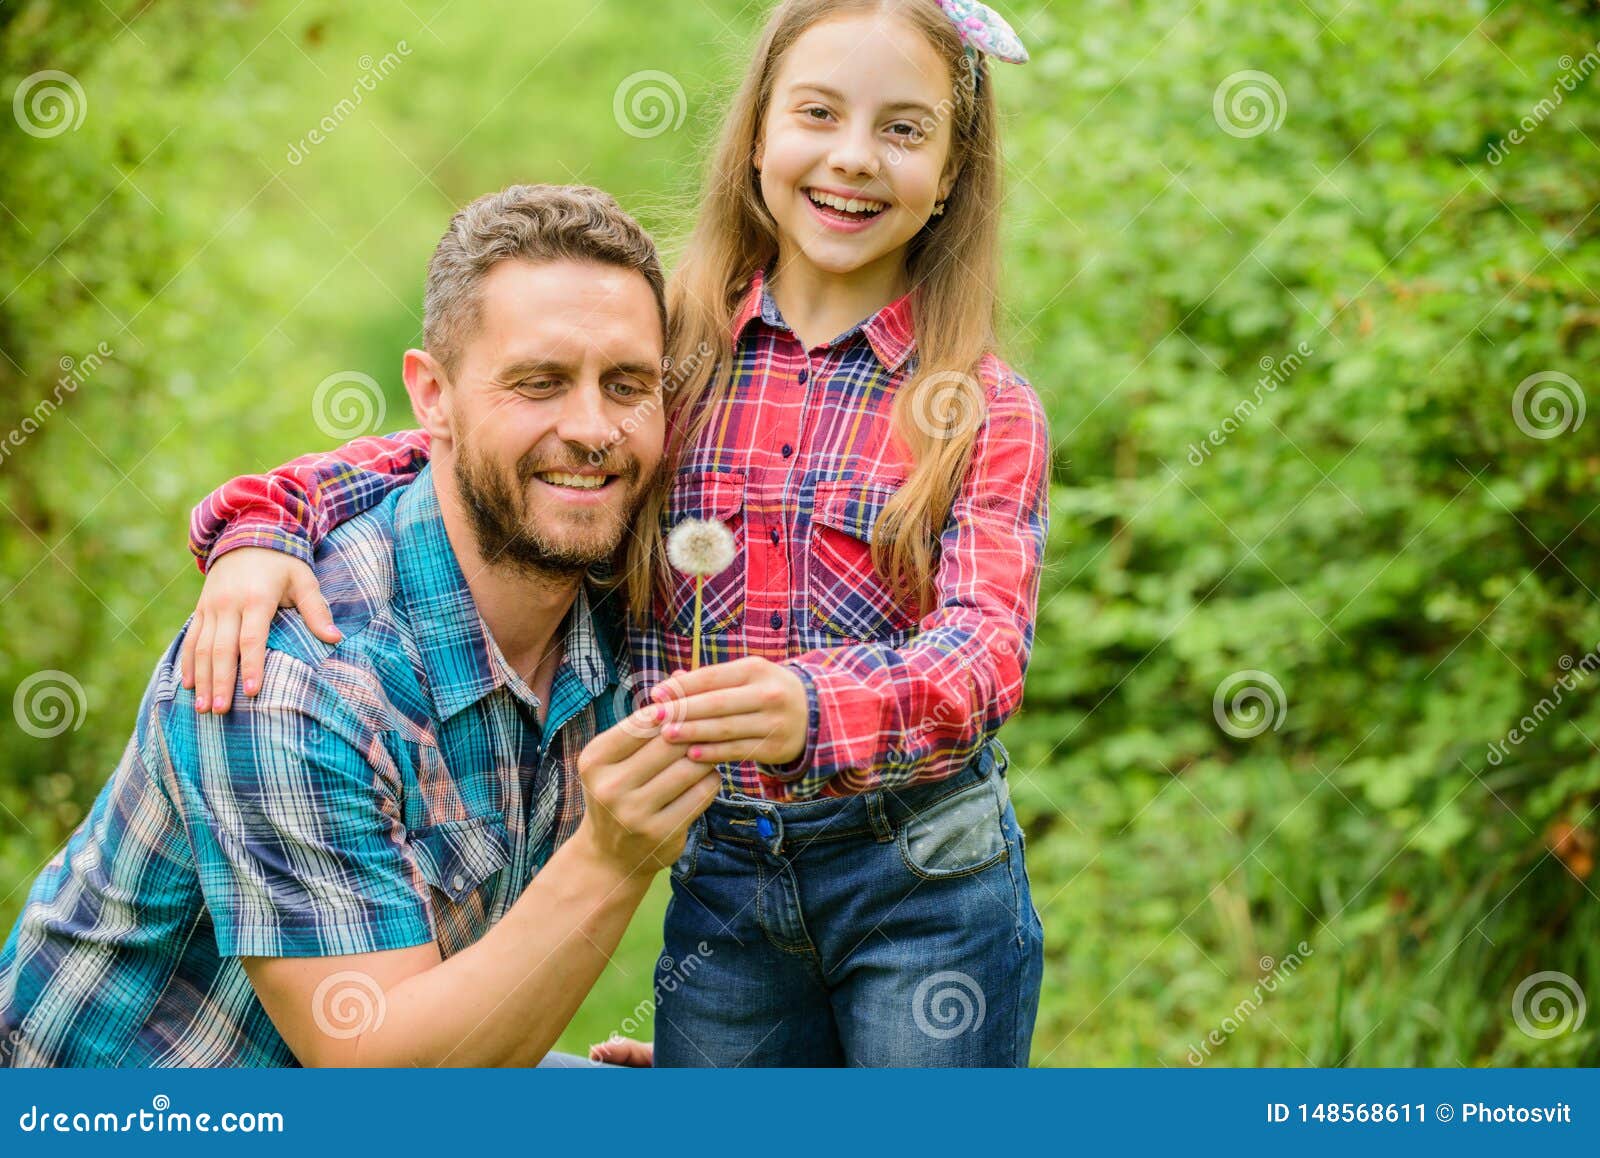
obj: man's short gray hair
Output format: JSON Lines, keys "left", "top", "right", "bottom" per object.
{"left": 423, "top": 183, "right": 666, "bottom": 372}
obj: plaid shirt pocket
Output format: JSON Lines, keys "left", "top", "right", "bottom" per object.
{"left": 665, "top": 471, "right": 747, "bottom": 635}
{"left": 410, "top": 816, "right": 512, "bottom": 955}
{"left": 806, "top": 479, "right": 919, "bottom": 641}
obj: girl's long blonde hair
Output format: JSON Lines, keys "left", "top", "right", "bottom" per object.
{"left": 626, "top": 0, "right": 1005, "bottom": 622}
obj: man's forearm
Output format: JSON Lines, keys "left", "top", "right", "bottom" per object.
{"left": 351, "top": 830, "right": 653, "bottom": 1067}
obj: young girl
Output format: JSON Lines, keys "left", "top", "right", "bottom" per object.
{"left": 182, "top": 0, "right": 1049, "bottom": 1066}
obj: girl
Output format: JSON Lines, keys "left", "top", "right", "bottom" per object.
{"left": 183, "top": 0, "right": 1049, "bottom": 1066}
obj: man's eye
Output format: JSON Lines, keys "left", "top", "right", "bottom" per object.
{"left": 609, "top": 380, "right": 651, "bottom": 398}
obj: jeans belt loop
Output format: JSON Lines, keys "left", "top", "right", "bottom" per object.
{"left": 866, "top": 792, "right": 894, "bottom": 842}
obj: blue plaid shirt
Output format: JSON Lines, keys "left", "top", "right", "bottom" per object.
{"left": 0, "top": 466, "right": 625, "bottom": 1067}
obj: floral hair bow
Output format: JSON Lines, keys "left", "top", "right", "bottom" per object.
{"left": 936, "top": 0, "right": 1029, "bottom": 65}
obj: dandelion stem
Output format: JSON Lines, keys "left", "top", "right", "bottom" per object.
{"left": 691, "top": 575, "right": 704, "bottom": 670}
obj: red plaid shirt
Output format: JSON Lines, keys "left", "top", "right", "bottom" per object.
{"left": 191, "top": 270, "right": 1051, "bottom": 801}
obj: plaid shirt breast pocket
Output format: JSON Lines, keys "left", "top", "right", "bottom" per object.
{"left": 409, "top": 815, "right": 512, "bottom": 955}
{"left": 665, "top": 470, "right": 747, "bottom": 635}
{"left": 806, "top": 479, "right": 920, "bottom": 642}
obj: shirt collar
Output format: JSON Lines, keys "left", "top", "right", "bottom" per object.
{"left": 393, "top": 467, "right": 618, "bottom": 722}
{"left": 731, "top": 268, "right": 918, "bottom": 373}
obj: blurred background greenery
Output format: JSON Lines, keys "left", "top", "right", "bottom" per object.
{"left": 3, "top": 0, "right": 1598, "bottom": 1066}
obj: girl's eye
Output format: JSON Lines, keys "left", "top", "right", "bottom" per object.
{"left": 889, "top": 122, "right": 925, "bottom": 142}
{"left": 802, "top": 105, "right": 833, "bottom": 122}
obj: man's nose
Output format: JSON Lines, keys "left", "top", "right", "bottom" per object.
{"left": 556, "top": 382, "right": 620, "bottom": 453}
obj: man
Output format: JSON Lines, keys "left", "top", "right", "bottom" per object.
{"left": 0, "top": 184, "right": 716, "bottom": 1067}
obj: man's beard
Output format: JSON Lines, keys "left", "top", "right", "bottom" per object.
{"left": 454, "top": 440, "right": 649, "bottom": 580}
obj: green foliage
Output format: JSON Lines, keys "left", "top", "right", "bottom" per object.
{"left": 2, "top": 0, "right": 1597, "bottom": 1065}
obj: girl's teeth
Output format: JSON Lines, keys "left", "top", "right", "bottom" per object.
{"left": 808, "top": 190, "right": 884, "bottom": 214}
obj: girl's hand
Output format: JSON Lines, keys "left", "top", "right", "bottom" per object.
{"left": 179, "top": 548, "right": 341, "bottom": 714}
{"left": 649, "top": 656, "right": 808, "bottom": 766}
{"left": 588, "top": 1036, "right": 653, "bottom": 1066}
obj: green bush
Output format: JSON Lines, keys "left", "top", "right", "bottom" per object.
{"left": 2, "top": 0, "right": 1596, "bottom": 1064}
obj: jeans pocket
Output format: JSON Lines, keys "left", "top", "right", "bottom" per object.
{"left": 669, "top": 816, "right": 705, "bottom": 884}
{"left": 897, "top": 776, "right": 1009, "bottom": 880}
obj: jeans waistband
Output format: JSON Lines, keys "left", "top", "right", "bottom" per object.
{"left": 698, "top": 740, "right": 1009, "bottom": 855}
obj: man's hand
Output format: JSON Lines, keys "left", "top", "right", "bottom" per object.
{"left": 589, "top": 1036, "right": 653, "bottom": 1066}
{"left": 648, "top": 657, "right": 808, "bottom": 766}
{"left": 571, "top": 708, "right": 722, "bottom": 879}
{"left": 181, "top": 547, "right": 341, "bottom": 714}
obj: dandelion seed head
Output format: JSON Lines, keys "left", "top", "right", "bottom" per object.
{"left": 666, "top": 518, "right": 736, "bottom": 577}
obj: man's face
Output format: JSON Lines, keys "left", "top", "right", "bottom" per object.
{"left": 442, "top": 258, "right": 666, "bottom": 578}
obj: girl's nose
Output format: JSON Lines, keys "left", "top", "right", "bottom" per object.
{"left": 828, "top": 129, "right": 881, "bottom": 178}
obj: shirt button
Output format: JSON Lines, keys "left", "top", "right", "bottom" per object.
{"left": 770, "top": 612, "right": 783, "bottom": 630}
{"left": 781, "top": 444, "right": 793, "bottom": 458}
{"left": 769, "top": 527, "right": 780, "bottom": 544}
{"left": 451, "top": 874, "right": 466, "bottom": 892}
{"left": 797, "top": 367, "right": 809, "bottom": 384}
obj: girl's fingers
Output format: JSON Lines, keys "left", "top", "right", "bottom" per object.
{"left": 208, "top": 614, "right": 241, "bottom": 714}
{"left": 180, "top": 613, "right": 201, "bottom": 690}
{"left": 290, "top": 570, "right": 342, "bottom": 645}
{"left": 192, "top": 615, "right": 217, "bottom": 713}
{"left": 680, "top": 740, "right": 769, "bottom": 765}
{"left": 663, "top": 711, "right": 770, "bottom": 746}
{"left": 237, "top": 602, "right": 276, "bottom": 699}
{"left": 663, "top": 685, "right": 767, "bottom": 724}
{"left": 650, "top": 657, "right": 758, "bottom": 703}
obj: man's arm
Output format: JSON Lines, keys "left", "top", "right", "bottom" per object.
{"left": 241, "top": 716, "right": 715, "bottom": 1068}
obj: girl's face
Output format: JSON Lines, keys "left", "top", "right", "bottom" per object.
{"left": 756, "top": 13, "right": 957, "bottom": 287}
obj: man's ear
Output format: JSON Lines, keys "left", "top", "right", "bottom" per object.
{"left": 403, "top": 349, "right": 454, "bottom": 449}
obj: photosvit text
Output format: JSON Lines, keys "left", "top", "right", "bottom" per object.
{"left": 1264, "top": 1102, "right": 1573, "bottom": 1125}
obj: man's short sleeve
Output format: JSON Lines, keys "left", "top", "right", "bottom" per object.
{"left": 160, "top": 652, "right": 434, "bottom": 959}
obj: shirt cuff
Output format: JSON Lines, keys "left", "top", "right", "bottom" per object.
{"left": 758, "top": 661, "right": 821, "bottom": 782}
{"left": 206, "top": 524, "right": 317, "bottom": 573}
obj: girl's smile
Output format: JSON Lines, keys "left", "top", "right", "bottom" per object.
{"left": 802, "top": 184, "right": 891, "bottom": 231}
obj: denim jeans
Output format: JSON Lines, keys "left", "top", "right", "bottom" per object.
{"left": 653, "top": 743, "right": 1044, "bottom": 1067}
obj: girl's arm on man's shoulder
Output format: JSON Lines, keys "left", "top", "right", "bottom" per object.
{"left": 189, "top": 429, "right": 433, "bottom": 571}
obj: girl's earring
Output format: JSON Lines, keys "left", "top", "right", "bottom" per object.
{"left": 933, "top": 201, "right": 946, "bottom": 216}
